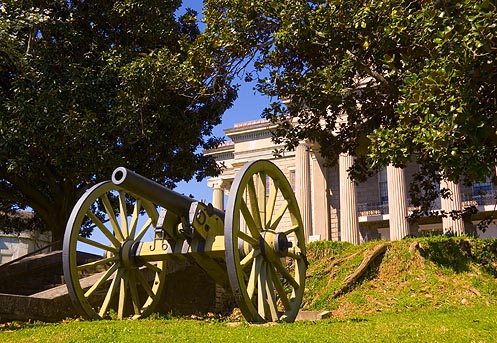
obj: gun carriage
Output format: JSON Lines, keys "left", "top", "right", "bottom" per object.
{"left": 62, "top": 160, "right": 307, "bottom": 322}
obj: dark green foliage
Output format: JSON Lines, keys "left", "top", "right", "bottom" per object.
{"left": 0, "top": 1, "right": 236, "bottom": 242}
{"left": 203, "top": 0, "right": 497, "bottom": 211}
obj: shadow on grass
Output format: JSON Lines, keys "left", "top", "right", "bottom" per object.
{"left": 418, "top": 237, "right": 497, "bottom": 275}
{"left": 321, "top": 317, "right": 369, "bottom": 324}
{"left": 420, "top": 238, "right": 471, "bottom": 273}
{"left": 0, "top": 322, "right": 33, "bottom": 331}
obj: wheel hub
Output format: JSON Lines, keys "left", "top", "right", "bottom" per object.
{"left": 260, "top": 231, "right": 291, "bottom": 260}
{"left": 119, "top": 240, "right": 141, "bottom": 269}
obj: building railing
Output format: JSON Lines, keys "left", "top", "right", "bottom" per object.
{"left": 358, "top": 191, "right": 497, "bottom": 217}
{"left": 358, "top": 198, "right": 442, "bottom": 216}
{"left": 357, "top": 202, "right": 389, "bottom": 216}
{"left": 461, "top": 190, "right": 497, "bottom": 206}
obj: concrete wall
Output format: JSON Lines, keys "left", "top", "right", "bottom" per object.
{"left": 0, "top": 231, "right": 51, "bottom": 264}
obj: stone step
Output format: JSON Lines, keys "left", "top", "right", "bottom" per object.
{"left": 0, "top": 293, "right": 77, "bottom": 323}
{"left": 295, "top": 310, "right": 332, "bottom": 321}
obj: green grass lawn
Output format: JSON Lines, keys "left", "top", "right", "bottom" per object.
{"left": 2, "top": 304, "right": 496, "bottom": 343}
{"left": 3, "top": 237, "right": 497, "bottom": 342}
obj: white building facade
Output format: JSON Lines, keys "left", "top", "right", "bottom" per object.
{"left": 206, "top": 119, "right": 497, "bottom": 243}
{"left": 0, "top": 230, "right": 51, "bottom": 264}
{"left": 0, "top": 212, "right": 52, "bottom": 264}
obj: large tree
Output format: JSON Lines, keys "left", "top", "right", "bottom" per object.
{"left": 0, "top": 0, "right": 236, "bottom": 244}
{"left": 203, "top": 0, "right": 497, "bottom": 213}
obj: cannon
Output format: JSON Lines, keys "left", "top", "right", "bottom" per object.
{"left": 62, "top": 160, "right": 307, "bottom": 322}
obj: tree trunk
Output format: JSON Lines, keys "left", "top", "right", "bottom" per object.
{"left": 45, "top": 182, "right": 79, "bottom": 250}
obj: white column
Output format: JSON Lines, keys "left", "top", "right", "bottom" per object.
{"left": 312, "top": 154, "right": 329, "bottom": 241}
{"left": 211, "top": 180, "right": 225, "bottom": 211}
{"left": 296, "top": 142, "right": 312, "bottom": 241}
{"left": 339, "top": 153, "right": 360, "bottom": 244}
{"left": 387, "top": 165, "right": 410, "bottom": 240}
{"left": 440, "top": 179, "right": 465, "bottom": 235}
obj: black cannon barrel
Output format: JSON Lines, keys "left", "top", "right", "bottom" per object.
{"left": 112, "top": 167, "right": 196, "bottom": 216}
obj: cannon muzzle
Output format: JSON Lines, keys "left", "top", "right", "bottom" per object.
{"left": 112, "top": 167, "right": 196, "bottom": 216}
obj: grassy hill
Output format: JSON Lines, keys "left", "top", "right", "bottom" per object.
{"left": 302, "top": 236, "right": 497, "bottom": 318}
{"left": 2, "top": 236, "right": 497, "bottom": 342}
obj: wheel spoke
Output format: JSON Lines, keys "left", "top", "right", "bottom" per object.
{"left": 257, "top": 261, "right": 269, "bottom": 318}
{"left": 247, "top": 255, "right": 262, "bottom": 300}
{"left": 78, "top": 236, "right": 118, "bottom": 253}
{"left": 77, "top": 256, "right": 116, "bottom": 271}
{"left": 238, "top": 230, "right": 259, "bottom": 246}
{"left": 265, "top": 180, "right": 278, "bottom": 229}
{"left": 118, "top": 191, "right": 129, "bottom": 238}
{"left": 283, "top": 224, "right": 300, "bottom": 235}
{"left": 99, "top": 268, "right": 123, "bottom": 318}
{"left": 268, "top": 263, "right": 291, "bottom": 311}
{"left": 135, "top": 268, "right": 155, "bottom": 298}
{"left": 247, "top": 178, "right": 262, "bottom": 229}
{"left": 101, "top": 193, "right": 125, "bottom": 242}
{"left": 134, "top": 218, "right": 153, "bottom": 242}
{"left": 273, "top": 258, "right": 299, "bottom": 289}
{"left": 240, "top": 199, "right": 261, "bottom": 238}
{"left": 118, "top": 276, "right": 126, "bottom": 319}
{"left": 264, "top": 263, "right": 279, "bottom": 321}
{"left": 128, "top": 199, "right": 142, "bottom": 239}
{"left": 240, "top": 249, "right": 256, "bottom": 269}
{"left": 143, "top": 261, "right": 162, "bottom": 273}
{"left": 84, "top": 263, "right": 119, "bottom": 298}
{"left": 269, "top": 199, "right": 289, "bottom": 231}
{"left": 257, "top": 172, "right": 267, "bottom": 227}
{"left": 86, "top": 212, "right": 121, "bottom": 248}
{"left": 128, "top": 271, "right": 141, "bottom": 315}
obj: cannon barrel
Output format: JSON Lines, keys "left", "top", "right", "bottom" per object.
{"left": 112, "top": 167, "right": 198, "bottom": 216}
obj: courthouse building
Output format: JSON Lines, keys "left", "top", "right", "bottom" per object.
{"left": 206, "top": 119, "right": 497, "bottom": 244}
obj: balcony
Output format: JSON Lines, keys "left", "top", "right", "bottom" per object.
{"left": 357, "top": 202, "right": 389, "bottom": 216}
{"left": 358, "top": 191, "right": 497, "bottom": 219}
{"left": 461, "top": 190, "right": 497, "bottom": 207}
{"left": 358, "top": 199, "right": 442, "bottom": 217}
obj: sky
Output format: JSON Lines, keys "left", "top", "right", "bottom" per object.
{"left": 174, "top": 1, "right": 269, "bottom": 203}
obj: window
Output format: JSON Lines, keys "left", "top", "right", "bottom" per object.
{"left": 473, "top": 178, "right": 493, "bottom": 195}
{"left": 379, "top": 169, "right": 388, "bottom": 204}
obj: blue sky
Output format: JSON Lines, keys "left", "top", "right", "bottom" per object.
{"left": 174, "top": 1, "right": 269, "bottom": 202}
{"left": 175, "top": 83, "right": 267, "bottom": 203}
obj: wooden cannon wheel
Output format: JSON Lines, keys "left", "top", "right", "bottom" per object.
{"left": 62, "top": 181, "right": 166, "bottom": 320}
{"left": 224, "top": 160, "right": 307, "bottom": 322}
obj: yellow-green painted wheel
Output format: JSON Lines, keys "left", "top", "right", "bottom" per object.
{"left": 225, "top": 160, "right": 307, "bottom": 322}
{"left": 63, "top": 181, "right": 166, "bottom": 320}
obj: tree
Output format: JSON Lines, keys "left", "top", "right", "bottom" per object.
{"left": 0, "top": 0, "right": 236, "bottom": 245}
{"left": 203, "top": 0, "right": 497, "bottom": 213}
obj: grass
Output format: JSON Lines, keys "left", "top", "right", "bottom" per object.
{"left": 1, "top": 304, "right": 496, "bottom": 343}
{"left": 303, "top": 237, "right": 497, "bottom": 318}
{"left": 2, "top": 236, "right": 497, "bottom": 342}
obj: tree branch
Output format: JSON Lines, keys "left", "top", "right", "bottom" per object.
{"left": 0, "top": 188, "right": 25, "bottom": 205}
{"left": 5, "top": 174, "right": 51, "bottom": 220}
{"left": 346, "top": 50, "right": 398, "bottom": 95}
